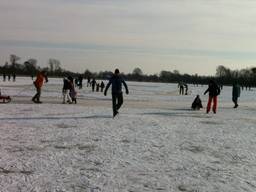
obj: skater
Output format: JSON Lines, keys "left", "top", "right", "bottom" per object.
{"left": 32, "top": 71, "right": 48, "bottom": 103}
{"left": 87, "top": 77, "right": 91, "bottom": 87}
{"left": 68, "top": 76, "right": 77, "bottom": 104}
{"left": 104, "top": 68, "right": 129, "bottom": 117}
{"left": 232, "top": 82, "right": 241, "bottom": 108}
{"left": 204, "top": 80, "right": 220, "bottom": 114}
{"left": 3, "top": 73, "right": 6, "bottom": 81}
{"left": 184, "top": 84, "right": 188, "bottom": 95}
{"left": 78, "top": 75, "right": 83, "bottom": 89}
{"left": 13, "top": 73, "right": 16, "bottom": 82}
{"left": 8, "top": 74, "right": 11, "bottom": 81}
{"left": 191, "top": 95, "right": 203, "bottom": 110}
{"left": 100, "top": 81, "right": 105, "bottom": 92}
{"left": 62, "top": 76, "right": 72, "bottom": 104}
{"left": 178, "top": 82, "right": 184, "bottom": 95}
{"left": 96, "top": 83, "right": 100, "bottom": 92}
{"left": 91, "top": 78, "right": 96, "bottom": 92}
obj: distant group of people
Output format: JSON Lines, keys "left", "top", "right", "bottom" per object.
{"left": 178, "top": 82, "right": 188, "bottom": 95}
{"left": 2, "top": 73, "right": 16, "bottom": 82}
{"left": 89, "top": 78, "right": 105, "bottom": 92}
{"left": 31, "top": 68, "right": 129, "bottom": 118}
{"left": 191, "top": 80, "right": 241, "bottom": 113}
{"left": 2, "top": 68, "right": 245, "bottom": 117}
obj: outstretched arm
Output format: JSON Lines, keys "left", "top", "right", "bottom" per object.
{"left": 104, "top": 81, "right": 111, "bottom": 96}
{"left": 45, "top": 75, "right": 48, "bottom": 83}
{"left": 122, "top": 80, "right": 129, "bottom": 94}
{"left": 204, "top": 88, "right": 209, "bottom": 95}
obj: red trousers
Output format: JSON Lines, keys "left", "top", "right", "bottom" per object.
{"left": 207, "top": 96, "right": 217, "bottom": 113}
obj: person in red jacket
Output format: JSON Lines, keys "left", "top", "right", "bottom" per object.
{"left": 32, "top": 71, "right": 48, "bottom": 103}
{"left": 204, "top": 80, "right": 220, "bottom": 113}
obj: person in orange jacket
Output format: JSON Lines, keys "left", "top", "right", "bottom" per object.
{"left": 32, "top": 71, "right": 48, "bottom": 103}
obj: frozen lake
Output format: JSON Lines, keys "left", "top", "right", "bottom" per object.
{"left": 0, "top": 77, "right": 256, "bottom": 192}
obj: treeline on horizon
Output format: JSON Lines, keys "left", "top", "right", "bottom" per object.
{"left": 1, "top": 54, "right": 256, "bottom": 87}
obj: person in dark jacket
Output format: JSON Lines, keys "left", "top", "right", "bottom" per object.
{"left": 204, "top": 80, "right": 220, "bottom": 113}
{"left": 178, "top": 82, "right": 184, "bottom": 95}
{"left": 104, "top": 69, "right": 129, "bottom": 117}
{"left": 68, "top": 76, "right": 77, "bottom": 104}
{"left": 191, "top": 95, "right": 203, "bottom": 110}
{"left": 62, "top": 76, "right": 72, "bottom": 104}
{"left": 100, "top": 81, "right": 105, "bottom": 92}
{"left": 78, "top": 75, "right": 83, "bottom": 89}
{"left": 232, "top": 83, "right": 241, "bottom": 108}
{"left": 91, "top": 78, "right": 96, "bottom": 92}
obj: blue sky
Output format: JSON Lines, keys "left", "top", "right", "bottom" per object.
{"left": 0, "top": 0, "right": 256, "bottom": 75}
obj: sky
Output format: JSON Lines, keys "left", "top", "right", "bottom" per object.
{"left": 1, "top": 0, "right": 256, "bottom": 75}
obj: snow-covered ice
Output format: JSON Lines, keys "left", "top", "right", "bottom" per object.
{"left": 0, "top": 77, "right": 256, "bottom": 192}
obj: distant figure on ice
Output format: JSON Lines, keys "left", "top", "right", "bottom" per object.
{"left": 78, "top": 75, "right": 83, "bottom": 89}
{"left": 13, "top": 73, "right": 16, "bottom": 82}
{"left": 3, "top": 73, "right": 6, "bottom": 81}
{"left": 8, "top": 74, "right": 11, "bottom": 81}
{"left": 232, "top": 82, "right": 241, "bottom": 108}
{"left": 62, "top": 76, "right": 72, "bottom": 104}
{"left": 32, "top": 71, "right": 48, "bottom": 103}
{"left": 104, "top": 68, "right": 129, "bottom": 117}
{"left": 184, "top": 84, "right": 188, "bottom": 95}
{"left": 87, "top": 77, "right": 91, "bottom": 87}
{"left": 178, "top": 82, "right": 184, "bottom": 95}
{"left": 204, "top": 80, "right": 220, "bottom": 114}
{"left": 91, "top": 78, "right": 96, "bottom": 92}
{"left": 191, "top": 95, "right": 203, "bottom": 110}
{"left": 100, "top": 81, "right": 105, "bottom": 92}
{"left": 96, "top": 83, "right": 100, "bottom": 92}
{"left": 68, "top": 76, "right": 77, "bottom": 104}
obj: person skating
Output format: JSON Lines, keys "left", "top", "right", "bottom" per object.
{"left": 232, "top": 82, "right": 241, "bottom": 108}
{"left": 78, "top": 75, "right": 83, "bottom": 89}
{"left": 100, "top": 81, "right": 105, "bottom": 92}
{"left": 191, "top": 95, "right": 203, "bottom": 110}
{"left": 62, "top": 76, "right": 72, "bottom": 104}
{"left": 3, "top": 73, "right": 6, "bottom": 82}
{"left": 96, "top": 83, "right": 100, "bottom": 92}
{"left": 91, "top": 78, "right": 96, "bottom": 92}
{"left": 178, "top": 82, "right": 184, "bottom": 95}
{"left": 104, "top": 69, "right": 129, "bottom": 117}
{"left": 184, "top": 84, "right": 188, "bottom": 95}
{"left": 68, "top": 76, "right": 77, "bottom": 104}
{"left": 32, "top": 71, "right": 48, "bottom": 103}
{"left": 204, "top": 80, "right": 220, "bottom": 113}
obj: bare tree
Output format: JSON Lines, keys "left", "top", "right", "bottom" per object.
{"left": 132, "top": 67, "right": 143, "bottom": 76}
{"left": 10, "top": 54, "right": 20, "bottom": 65}
{"left": 24, "top": 59, "right": 38, "bottom": 75}
{"left": 48, "top": 58, "right": 61, "bottom": 72}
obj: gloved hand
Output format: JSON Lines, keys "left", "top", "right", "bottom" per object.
{"left": 126, "top": 90, "right": 129, "bottom": 95}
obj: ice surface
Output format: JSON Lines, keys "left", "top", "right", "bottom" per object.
{"left": 0, "top": 77, "right": 256, "bottom": 192}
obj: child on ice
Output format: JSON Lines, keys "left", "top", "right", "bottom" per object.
{"left": 68, "top": 76, "right": 77, "bottom": 104}
{"left": 191, "top": 95, "right": 203, "bottom": 110}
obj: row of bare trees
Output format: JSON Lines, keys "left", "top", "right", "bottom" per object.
{"left": 0, "top": 55, "right": 255, "bottom": 86}
{"left": 0, "top": 54, "right": 78, "bottom": 77}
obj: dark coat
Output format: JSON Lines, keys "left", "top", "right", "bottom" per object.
{"left": 204, "top": 82, "right": 220, "bottom": 97}
{"left": 63, "top": 78, "right": 71, "bottom": 90}
{"left": 191, "top": 96, "right": 203, "bottom": 110}
{"left": 104, "top": 74, "right": 129, "bottom": 95}
{"left": 232, "top": 84, "right": 241, "bottom": 98}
